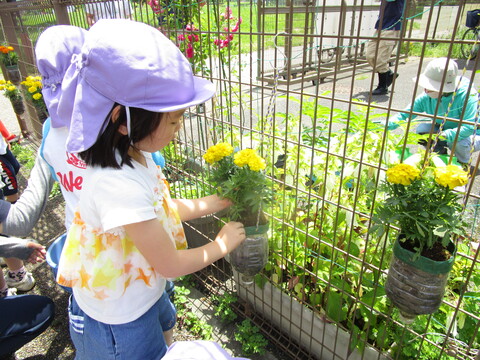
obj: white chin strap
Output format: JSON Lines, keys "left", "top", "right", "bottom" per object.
{"left": 126, "top": 106, "right": 131, "bottom": 138}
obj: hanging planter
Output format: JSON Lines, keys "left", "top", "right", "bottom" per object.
{"left": 5, "top": 64, "right": 21, "bottom": 84}
{"left": 10, "top": 97, "right": 25, "bottom": 115}
{"left": 229, "top": 222, "right": 269, "bottom": 286}
{"left": 369, "top": 159, "right": 468, "bottom": 323}
{"left": 202, "top": 142, "right": 272, "bottom": 286}
{"left": 35, "top": 105, "right": 48, "bottom": 123}
{"left": 385, "top": 237, "right": 456, "bottom": 323}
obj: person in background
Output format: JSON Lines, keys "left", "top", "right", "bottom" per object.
{"left": 386, "top": 58, "right": 480, "bottom": 171}
{"left": 85, "top": 0, "right": 132, "bottom": 27}
{"left": 0, "top": 199, "right": 55, "bottom": 358}
{"left": 366, "top": 0, "right": 405, "bottom": 96}
{"left": 56, "top": 19, "right": 245, "bottom": 359}
{"left": 0, "top": 120, "right": 19, "bottom": 144}
{"left": 0, "top": 135, "right": 20, "bottom": 204}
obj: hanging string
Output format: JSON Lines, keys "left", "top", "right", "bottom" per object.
{"left": 255, "top": 32, "right": 289, "bottom": 228}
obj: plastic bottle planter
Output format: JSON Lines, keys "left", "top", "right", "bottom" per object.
{"left": 385, "top": 238, "right": 456, "bottom": 324}
{"left": 230, "top": 223, "right": 269, "bottom": 287}
{"left": 5, "top": 65, "right": 20, "bottom": 84}
{"left": 35, "top": 106, "right": 48, "bottom": 123}
{"left": 10, "top": 97, "right": 25, "bottom": 115}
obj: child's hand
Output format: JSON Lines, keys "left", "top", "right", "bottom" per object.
{"left": 215, "top": 221, "right": 246, "bottom": 254}
{"left": 26, "top": 242, "right": 46, "bottom": 264}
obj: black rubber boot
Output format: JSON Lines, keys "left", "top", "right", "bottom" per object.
{"left": 372, "top": 72, "right": 389, "bottom": 95}
{"left": 418, "top": 139, "right": 449, "bottom": 155}
{"left": 386, "top": 69, "right": 399, "bottom": 88}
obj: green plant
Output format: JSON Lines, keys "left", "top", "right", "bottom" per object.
{"left": 20, "top": 75, "right": 46, "bottom": 111}
{"left": 10, "top": 143, "right": 35, "bottom": 171}
{"left": 204, "top": 92, "right": 480, "bottom": 358}
{"left": 370, "top": 156, "right": 468, "bottom": 258}
{"left": 234, "top": 319, "right": 268, "bottom": 356}
{"left": 212, "top": 293, "right": 238, "bottom": 323}
{"left": 0, "top": 80, "right": 22, "bottom": 101}
{"left": 203, "top": 143, "right": 270, "bottom": 226}
{"left": 173, "top": 285, "right": 213, "bottom": 340}
{"left": 174, "top": 5, "right": 242, "bottom": 76}
{"left": 0, "top": 44, "right": 18, "bottom": 66}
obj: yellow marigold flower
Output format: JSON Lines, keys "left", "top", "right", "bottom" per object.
{"left": 7, "top": 46, "right": 14, "bottom": 51}
{"left": 33, "top": 93, "right": 42, "bottom": 100}
{"left": 35, "top": 81, "right": 42, "bottom": 88}
{"left": 248, "top": 156, "right": 266, "bottom": 171}
{"left": 203, "top": 142, "right": 233, "bottom": 164}
{"left": 28, "top": 86, "right": 37, "bottom": 93}
{"left": 0, "top": 80, "right": 5, "bottom": 85}
{"left": 0, "top": 86, "right": 5, "bottom": 90}
{"left": 434, "top": 165, "right": 468, "bottom": 189}
{"left": 234, "top": 149, "right": 266, "bottom": 171}
{"left": 7, "top": 86, "right": 16, "bottom": 92}
{"left": 386, "top": 163, "right": 420, "bottom": 186}
{"left": 233, "top": 149, "right": 254, "bottom": 167}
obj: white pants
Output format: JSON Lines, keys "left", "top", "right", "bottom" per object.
{"left": 366, "top": 30, "right": 400, "bottom": 73}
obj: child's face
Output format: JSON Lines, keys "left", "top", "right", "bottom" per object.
{"left": 424, "top": 88, "right": 440, "bottom": 99}
{"left": 137, "top": 109, "right": 185, "bottom": 152}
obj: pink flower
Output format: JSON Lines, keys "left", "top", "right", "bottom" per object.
{"left": 214, "top": 38, "right": 230, "bottom": 49}
{"left": 222, "top": 7, "right": 234, "bottom": 20}
{"left": 231, "top": 18, "right": 242, "bottom": 32}
{"left": 147, "top": 0, "right": 161, "bottom": 14}
{"left": 187, "top": 34, "right": 199, "bottom": 42}
{"left": 186, "top": 43, "right": 194, "bottom": 58}
{"left": 178, "top": 34, "right": 185, "bottom": 41}
{"left": 228, "top": 34, "right": 234, "bottom": 41}
{"left": 185, "top": 24, "right": 199, "bottom": 32}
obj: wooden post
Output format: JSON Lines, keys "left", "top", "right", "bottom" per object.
{"left": 53, "top": 0, "right": 71, "bottom": 25}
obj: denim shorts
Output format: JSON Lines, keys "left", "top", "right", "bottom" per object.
{"left": 68, "top": 291, "right": 176, "bottom": 360}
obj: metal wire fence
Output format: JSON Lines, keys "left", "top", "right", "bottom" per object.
{"left": 1, "top": 0, "right": 480, "bottom": 359}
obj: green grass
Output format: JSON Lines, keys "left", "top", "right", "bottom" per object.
{"left": 18, "top": 2, "right": 308, "bottom": 55}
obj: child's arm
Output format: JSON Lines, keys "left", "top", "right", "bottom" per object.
{"left": 125, "top": 219, "right": 245, "bottom": 278}
{"left": 171, "top": 195, "right": 232, "bottom": 222}
{"left": 0, "top": 235, "right": 46, "bottom": 263}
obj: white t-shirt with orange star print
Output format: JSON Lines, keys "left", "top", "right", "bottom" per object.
{"left": 57, "top": 151, "right": 187, "bottom": 324}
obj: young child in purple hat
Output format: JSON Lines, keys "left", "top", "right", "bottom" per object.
{"left": 56, "top": 19, "right": 246, "bottom": 359}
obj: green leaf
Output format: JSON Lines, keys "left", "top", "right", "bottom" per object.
{"left": 326, "top": 291, "right": 347, "bottom": 323}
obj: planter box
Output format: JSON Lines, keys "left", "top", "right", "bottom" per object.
{"left": 233, "top": 271, "right": 389, "bottom": 360}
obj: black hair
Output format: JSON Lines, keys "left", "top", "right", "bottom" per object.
{"left": 79, "top": 103, "right": 163, "bottom": 169}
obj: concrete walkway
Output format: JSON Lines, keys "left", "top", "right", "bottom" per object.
{"left": 0, "top": 73, "right": 22, "bottom": 137}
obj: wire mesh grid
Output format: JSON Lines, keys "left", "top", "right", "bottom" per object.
{"left": 1, "top": 0, "right": 480, "bottom": 359}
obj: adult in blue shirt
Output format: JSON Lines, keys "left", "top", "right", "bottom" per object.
{"left": 388, "top": 58, "right": 480, "bottom": 167}
{"left": 366, "top": 0, "right": 405, "bottom": 95}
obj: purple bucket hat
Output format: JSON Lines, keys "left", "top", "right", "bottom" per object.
{"left": 35, "top": 25, "right": 87, "bottom": 128}
{"left": 58, "top": 19, "right": 215, "bottom": 153}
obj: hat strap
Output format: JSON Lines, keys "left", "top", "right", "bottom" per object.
{"left": 126, "top": 106, "right": 131, "bottom": 138}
